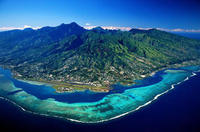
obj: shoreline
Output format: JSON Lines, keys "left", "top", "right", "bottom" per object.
{"left": 0, "top": 66, "right": 199, "bottom": 123}
{"left": 11, "top": 59, "right": 200, "bottom": 93}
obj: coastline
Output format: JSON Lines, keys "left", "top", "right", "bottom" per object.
{"left": 0, "top": 65, "right": 199, "bottom": 123}
{"left": 9, "top": 59, "right": 200, "bottom": 93}
{"left": 15, "top": 78, "right": 110, "bottom": 93}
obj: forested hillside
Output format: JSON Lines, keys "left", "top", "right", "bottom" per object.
{"left": 0, "top": 22, "right": 200, "bottom": 89}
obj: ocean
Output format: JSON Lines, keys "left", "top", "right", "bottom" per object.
{"left": 0, "top": 33, "right": 200, "bottom": 132}
{"left": 0, "top": 72, "right": 200, "bottom": 132}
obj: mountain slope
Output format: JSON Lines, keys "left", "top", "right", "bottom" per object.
{"left": 0, "top": 22, "right": 200, "bottom": 91}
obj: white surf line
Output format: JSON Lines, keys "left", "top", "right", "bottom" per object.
{"left": 65, "top": 70, "right": 200, "bottom": 124}
{"left": 0, "top": 96, "right": 26, "bottom": 111}
{"left": 0, "top": 70, "right": 199, "bottom": 124}
{"left": 82, "top": 70, "right": 200, "bottom": 124}
{"left": 0, "top": 95, "right": 80, "bottom": 123}
{"left": 191, "top": 72, "right": 197, "bottom": 77}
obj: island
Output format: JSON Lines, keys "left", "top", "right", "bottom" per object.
{"left": 0, "top": 22, "right": 200, "bottom": 93}
{"left": 0, "top": 22, "right": 200, "bottom": 123}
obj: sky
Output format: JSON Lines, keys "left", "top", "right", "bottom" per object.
{"left": 0, "top": 0, "right": 200, "bottom": 32}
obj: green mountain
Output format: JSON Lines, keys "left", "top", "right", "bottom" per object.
{"left": 0, "top": 22, "right": 200, "bottom": 91}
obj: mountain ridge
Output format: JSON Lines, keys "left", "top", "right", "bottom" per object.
{"left": 0, "top": 22, "right": 200, "bottom": 92}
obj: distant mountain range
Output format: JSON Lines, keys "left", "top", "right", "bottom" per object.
{"left": 0, "top": 22, "right": 200, "bottom": 90}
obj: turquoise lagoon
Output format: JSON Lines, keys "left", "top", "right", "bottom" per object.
{"left": 0, "top": 66, "right": 199, "bottom": 123}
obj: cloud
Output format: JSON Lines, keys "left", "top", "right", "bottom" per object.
{"left": 137, "top": 27, "right": 153, "bottom": 30}
{"left": 85, "top": 23, "right": 91, "bottom": 26}
{"left": 1, "top": 24, "right": 200, "bottom": 33}
{"left": 157, "top": 28, "right": 200, "bottom": 33}
{"left": 84, "top": 26, "right": 96, "bottom": 30}
{"left": 102, "top": 26, "right": 132, "bottom": 31}
{"left": 84, "top": 26, "right": 131, "bottom": 31}
{"left": 0, "top": 25, "right": 41, "bottom": 31}
{"left": 84, "top": 26, "right": 200, "bottom": 33}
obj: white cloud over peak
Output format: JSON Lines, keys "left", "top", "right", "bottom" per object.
{"left": 85, "top": 23, "right": 91, "bottom": 26}
{"left": 0, "top": 25, "right": 41, "bottom": 31}
{"left": 102, "top": 26, "right": 132, "bottom": 31}
{"left": 84, "top": 25, "right": 200, "bottom": 33}
{"left": 137, "top": 27, "right": 153, "bottom": 30}
{"left": 84, "top": 26, "right": 131, "bottom": 31}
{"left": 1, "top": 25, "right": 200, "bottom": 33}
{"left": 157, "top": 28, "right": 200, "bottom": 33}
{"left": 84, "top": 26, "right": 96, "bottom": 30}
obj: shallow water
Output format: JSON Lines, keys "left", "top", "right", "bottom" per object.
{"left": 0, "top": 66, "right": 199, "bottom": 123}
{"left": 7, "top": 68, "right": 163, "bottom": 103}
